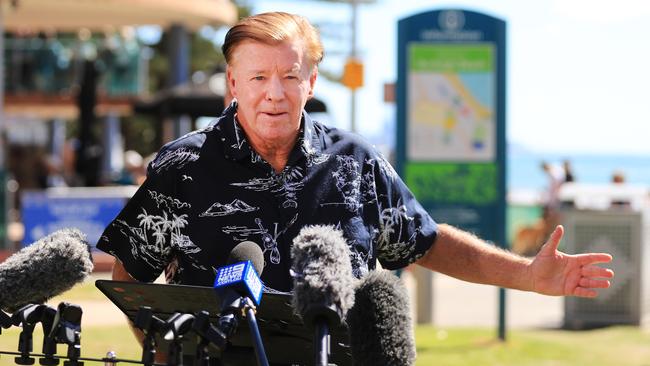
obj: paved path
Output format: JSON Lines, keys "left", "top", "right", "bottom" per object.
{"left": 48, "top": 273, "right": 135, "bottom": 328}
{"left": 430, "top": 273, "right": 563, "bottom": 329}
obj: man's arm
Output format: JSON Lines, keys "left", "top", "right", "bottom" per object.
{"left": 111, "top": 259, "right": 168, "bottom": 363}
{"left": 111, "top": 259, "right": 145, "bottom": 344}
{"left": 112, "top": 258, "right": 137, "bottom": 282}
{"left": 416, "top": 224, "right": 614, "bottom": 297}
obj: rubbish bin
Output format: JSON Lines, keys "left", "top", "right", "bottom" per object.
{"left": 563, "top": 208, "right": 650, "bottom": 329}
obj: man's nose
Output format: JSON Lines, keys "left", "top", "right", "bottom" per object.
{"left": 265, "top": 76, "right": 285, "bottom": 101}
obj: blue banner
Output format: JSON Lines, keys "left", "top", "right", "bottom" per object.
{"left": 21, "top": 189, "right": 133, "bottom": 248}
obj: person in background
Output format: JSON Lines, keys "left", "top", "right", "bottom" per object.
{"left": 112, "top": 150, "right": 147, "bottom": 186}
{"left": 541, "top": 161, "right": 564, "bottom": 216}
{"left": 563, "top": 159, "right": 575, "bottom": 183}
{"left": 124, "top": 150, "right": 147, "bottom": 185}
{"left": 611, "top": 170, "right": 626, "bottom": 184}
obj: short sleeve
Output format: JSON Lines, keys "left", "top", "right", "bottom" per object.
{"left": 371, "top": 153, "right": 438, "bottom": 270}
{"left": 97, "top": 155, "right": 179, "bottom": 282}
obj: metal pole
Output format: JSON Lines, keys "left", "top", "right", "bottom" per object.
{"left": 498, "top": 287, "right": 506, "bottom": 340}
{"left": 349, "top": 0, "right": 358, "bottom": 133}
{"left": 245, "top": 307, "right": 269, "bottom": 366}
{"left": 314, "top": 321, "right": 329, "bottom": 366}
{"left": 0, "top": 2, "right": 7, "bottom": 249}
{"left": 167, "top": 23, "right": 190, "bottom": 140}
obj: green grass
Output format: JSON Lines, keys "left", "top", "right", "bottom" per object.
{"left": 415, "top": 326, "right": 650, "bottom": 365}
{"left": 48, "top": 273, "right": 113, "bottom": 303}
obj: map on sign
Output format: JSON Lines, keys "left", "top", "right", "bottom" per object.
{"left": 407, "top": 43, "right": 495, "bottom": 161}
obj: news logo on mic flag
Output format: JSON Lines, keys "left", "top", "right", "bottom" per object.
{"left": 214, "top": 260, "right": 263, "bottom": 306}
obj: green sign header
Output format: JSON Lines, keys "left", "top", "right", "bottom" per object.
{"left": 409, "top": 44, "right": 494, "bottom": 73}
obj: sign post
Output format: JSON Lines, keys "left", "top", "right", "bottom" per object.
{"left": 396, "top": 9, "right": 507, "bottom": 340}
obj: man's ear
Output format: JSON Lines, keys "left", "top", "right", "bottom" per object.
{"left": 226, "top": 66, "right": 237, "bottom": 98}
{"left": 308, "top": 66, "right": 318, "bottom": 99}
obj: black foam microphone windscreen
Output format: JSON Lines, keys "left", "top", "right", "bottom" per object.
{"left": 227, "top": 240, "right": 264, "bottom": 274}
{"left": 0, "top": 228, "right": 94, "bottom": 312}
{"left": 347, "top": 270, "right": 416, "bottom": 366}
{"left": 291, "top": 225, "right": 355, "bottom": 325}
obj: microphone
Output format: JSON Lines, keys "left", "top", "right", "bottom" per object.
{"left": 0, "top": 228, "right": 94, "bottom": 313}
{"left": 290, "top": 225, "right": 355, "bottom": 366}
{"left": 214, "top": 241, "right": 264, "bottom": 337}
{"left": 346, "top": 270, "right": 416, "bottom": 366}
{"left": 213, "top": 241, "right": 268, "bottom": 366}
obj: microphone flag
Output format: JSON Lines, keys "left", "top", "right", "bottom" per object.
{"left": 214, "top": 260, "right": 263, "bottom": 306}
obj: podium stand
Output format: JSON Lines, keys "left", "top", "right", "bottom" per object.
{"left": 96, "top": 280, "right": 352, "bottom": 365}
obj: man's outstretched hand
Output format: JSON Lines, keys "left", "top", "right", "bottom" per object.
{"left": 529, "top": 225, "right": 614, "bottom": 298}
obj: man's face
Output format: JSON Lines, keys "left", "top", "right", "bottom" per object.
{"left": 227, "top": 40, "right": 317, "bottom": 149}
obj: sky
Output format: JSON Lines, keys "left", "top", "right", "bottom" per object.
{"left": 245, "top": 0, "right": 650, "bottom": 155}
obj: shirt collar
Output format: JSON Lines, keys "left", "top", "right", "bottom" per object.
{"left": 216, "top": 99, "right": 324, "bottom": 164}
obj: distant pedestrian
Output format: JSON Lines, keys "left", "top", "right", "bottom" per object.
{"left": 541, "top": 161, "right": 564, "bottom": 211}
{"left": 563, "top": 159, "right": 575, "bottom": 183}
{"left": 540, "top": 161, "right": 565, "bottom": 237}
{"left": 612, "top": 170, "right": 626, "bottom": 184}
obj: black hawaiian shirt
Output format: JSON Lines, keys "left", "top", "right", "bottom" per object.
{"left": 97, "top": 101, "right": 438, "bottom": 292}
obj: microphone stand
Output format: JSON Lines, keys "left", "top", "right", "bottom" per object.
{"left": 50, "top": 302, "right": 84, "bottom": 366}
{"left": 304, "top": 304, "right": 340, "bottom": 366}
{"left": 242, "top": 302, "right": 268, "bottom": 366}
{"left": 11, "top": 304, "right": 42, "bottom": 365}
{"left": 314, "top": 319, "right": 330, "bottom": 366}
{"left": 217, "top": 297, "right": 268, "bottom": 366}
{"left": 133, "top": 306, "right": 165, "bottom": 366}
{"left": 39, "top": 305, "right": 58, "bottom": 366}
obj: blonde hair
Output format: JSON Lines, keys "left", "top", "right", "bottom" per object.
{"left": 222, "top": 12, "right": 323, "bottom": 67}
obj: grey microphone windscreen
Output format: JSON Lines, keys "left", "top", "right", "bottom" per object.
{"left": 291, "top": 225, "right": 355, "bottom": 324}
{"left": 0, "top": 228, "right": 94, "bottom": 313}
{"left": 347, "top": 270, "right": 416, "bottom": 366}
{"left": 227, "top": 241, "right": 264, "bottom": 275}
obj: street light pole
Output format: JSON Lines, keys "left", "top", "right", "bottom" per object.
{"left": 0, "top": 2, "right": 7, "bottom": 249}
{"left": 349, "top": 0, "right": 358, "bottom": 133}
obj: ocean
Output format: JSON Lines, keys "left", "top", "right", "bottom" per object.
{"left": 508, "top": 149, "right": 650, "bottom": 191}
{"left": 359, "top": 116, "right": 650, "bottom": 192}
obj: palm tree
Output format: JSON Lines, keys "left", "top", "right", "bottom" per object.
{"left": 171, "top": 213, "right": 189, "bottom": 236}
{"left": 137, "top": 208, "right": 156, "bottom": 231}
{"left": 156, "top": 211, "right": 172, "bottom": 234}
{"left": 152, "top": 230, "right": 167, "bottom": 252}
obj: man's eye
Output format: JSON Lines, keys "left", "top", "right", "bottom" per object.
{"left": 253, "top": 76, "right": 265, "bottom": 81}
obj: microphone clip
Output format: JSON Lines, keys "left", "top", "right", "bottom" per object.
{"left": 11, "top": 303, "right": 44, "bottom": 365}
{"left": 161, "top": 312, "right": 195, "bottom": 366}
{"left": 192, "top": 310, "right": 229, "bottom": 363}
{"left": 0, "top": 309, "right": 12, "bottom": 333}
{"left": 49, "top": 302, "right": 84, "bottom": 366}
{"left": 133, "top": 306, "right": 164, "bottom": 366}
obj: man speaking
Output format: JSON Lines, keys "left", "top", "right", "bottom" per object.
{"left": 97, "top": 9, "right": 613, "bottom": 356}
